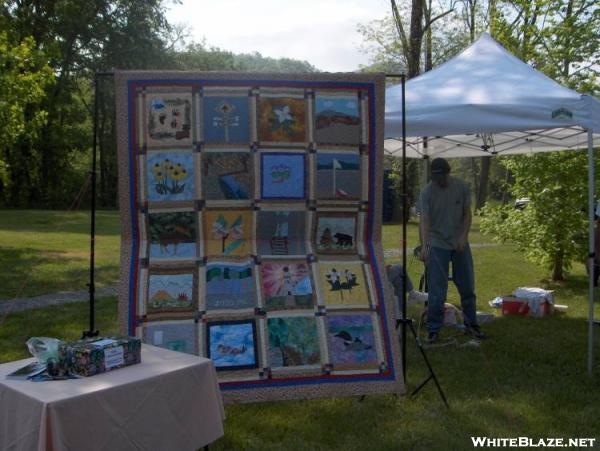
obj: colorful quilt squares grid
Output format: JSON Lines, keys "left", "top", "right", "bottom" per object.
{"left": 117, "top": 73, "right": 402, "bottom": 403}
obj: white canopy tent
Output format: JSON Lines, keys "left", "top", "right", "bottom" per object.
{"left": 384, "top": 33, "right": 600, "bottom": 375}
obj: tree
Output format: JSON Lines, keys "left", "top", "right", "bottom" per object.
{"left": 0, "top": 32, "right": 53, "bottom": 205}
{"left": 358, "top": 1, "right": 466, "bottom": 74}
{"left": 1, "top": 0, "right": 178, "bottom": 207}
{"left": 172, "top": 41, "right": 318, "bottom": 73}
{"left": 480, "top": 152, "right": 600, "bottom": 281}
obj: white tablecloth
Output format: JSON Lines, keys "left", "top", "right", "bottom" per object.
{"left": 0, "top": 344, "right": 224, "bottom": 451}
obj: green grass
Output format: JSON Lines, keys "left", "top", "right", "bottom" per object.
{"left": 1, "top": 210, "right": 599, "bottom": 450}
{"left": 0, "top": 210, "right": 120, "bottom": 299}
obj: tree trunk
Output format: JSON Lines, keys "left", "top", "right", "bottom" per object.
{"left": 408, "top": 0, "right": 424, "bottom": 78}
{"left": 552, "top": 250, "right": 564, "bottom": 281}
{"left": 489, "top": 0, "right": 497, "bottom": 37}
{"left": 470, "top": 158, "right": 479, "bottom": 197}
{"left": 425, "top": 0, "right": 433, "bottom": 71}
{"left": 562, "top": 0, "right": 574, "bottom": 77}
{"left": 476, "top": 156, "right": 491, "bottom": 210}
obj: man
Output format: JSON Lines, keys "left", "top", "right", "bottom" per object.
{"left": 418, "top": 157, "right": 485, "bottom": 343}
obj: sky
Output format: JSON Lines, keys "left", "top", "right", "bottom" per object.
{"left": 165, "top": 0, "right": 391, "bottom": 72}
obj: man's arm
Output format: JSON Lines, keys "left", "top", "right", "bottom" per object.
{"left": 456, "top": 205, "right": 472, "bottom": 252}
{"left": 420, "top": 214, "right": 431, "bottom": 261}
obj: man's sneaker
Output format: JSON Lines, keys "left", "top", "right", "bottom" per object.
{"left": 465, "top": 325, "right": 487, "bottom": 340}
{"left": 426, "top": 332, "right": 439, "bottom": 344}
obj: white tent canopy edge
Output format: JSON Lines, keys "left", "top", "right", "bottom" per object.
{"left": 384, "top": 33, "right": 600, "bottom": 375}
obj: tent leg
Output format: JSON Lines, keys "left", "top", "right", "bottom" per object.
{"left": 587, "top": 129, "right": 595, "bottom": 376}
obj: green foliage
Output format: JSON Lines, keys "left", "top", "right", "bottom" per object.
{"left": 0, "top": 32, "right": 53, "bottom": 202}
{"left": 480, "top": 151, "right": 600, "bottom": 280}
{"left": 490, "top": 0, "right": 600, "bottom": 94}
{"left": 172, "top": 41, "right": 318, "bottom": 73}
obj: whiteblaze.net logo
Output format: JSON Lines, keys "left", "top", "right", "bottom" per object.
{"left": 471, "top": 437, "right": 597, "bottom": 448}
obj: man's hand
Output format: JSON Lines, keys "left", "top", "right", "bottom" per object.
{"left": 455, "top": 236, "right": 467, "bottom": 252}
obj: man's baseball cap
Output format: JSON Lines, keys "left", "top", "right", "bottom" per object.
{"left": 430, "top": 158, "right": 451, "bottom": 175}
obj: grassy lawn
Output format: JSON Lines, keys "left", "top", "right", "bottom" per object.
{"left": 1, "top": 210, "right": 599, "bottom": 450}
{"left": 0, "top": 210, "right": 120, "bottom": 299}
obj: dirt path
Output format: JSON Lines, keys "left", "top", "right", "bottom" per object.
{"left": 0, "top": 286, "right": 118, "bottom": 315}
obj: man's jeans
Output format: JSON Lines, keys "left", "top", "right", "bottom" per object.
{"left": 426, "top": 244, "right": 478, "bottom": 333}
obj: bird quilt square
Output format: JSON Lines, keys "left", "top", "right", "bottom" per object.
{"left": 267, "top": 316, "right": 321, "bottom": 368}
{"left": 316, "top": 153, "right": 361, "bottom": 200}
{"left": 261, "top": 153, "right": 306, "bottom": 199}
{"left": 204, "top": 210, "right": 253, "bottom": 257}
{"left": 258, "top": 97, "right": 307, "bottom": 143}
{"left": 202, "top": 152, "right": 253, "bottom": 201}
{"left": 207, "top": 320, "right": 259, "bottom": 370}
{"left": 205, "top": 260, "right": 256, "bottom": 310}
{"left": 146, "top": 92, "right": 192, "bottom": 147}
{"left": 147, "top": 152, "right": 195, "bottom": 202}
{"left": 203, "top": 96, "right": 250, "bottom": 144}
{"left": 260, "top": 261, "right": 314, "bottom": 311}
{"left": 327, "top": 314, "right": 378, "bottom": 369}
{"left": 314, "top": 94, "right": 361, "bottom": 145}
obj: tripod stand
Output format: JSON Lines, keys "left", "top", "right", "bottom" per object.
{"left": 396, "top": 316, "right": 449, "bottom": 408}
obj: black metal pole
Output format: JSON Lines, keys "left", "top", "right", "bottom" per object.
{"left": 83, "top": 74, "right": 101, "bottom": 339}
{"left": 401, "top": 74, "right": 408, "bottom": 382}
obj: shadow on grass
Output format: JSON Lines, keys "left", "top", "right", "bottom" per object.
{"left": 0, "top": 210, "right": 119, "bottom": 235}
{"left": 0, "top": 247, "right": 118, "bottom": 300}
{"left": 0, "top": 296, "right": 119, "bottom": 364}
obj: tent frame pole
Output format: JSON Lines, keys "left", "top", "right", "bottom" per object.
{"left": 385, "top": 73, "right": 449, "bottom": 407}
{"left": 587, "top": 129, "right": 595, "bottom": 376}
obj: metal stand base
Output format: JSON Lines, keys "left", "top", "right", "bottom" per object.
{"left": 396, "top": 318, "right": 449, "bottom": 409}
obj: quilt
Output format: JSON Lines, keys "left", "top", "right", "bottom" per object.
{"left": 115, "top": 71, "right": 404, "bottom": 402}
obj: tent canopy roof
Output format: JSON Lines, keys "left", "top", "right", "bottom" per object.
{"left": 384, "top": 33, "right": 600, "bottom": 158}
